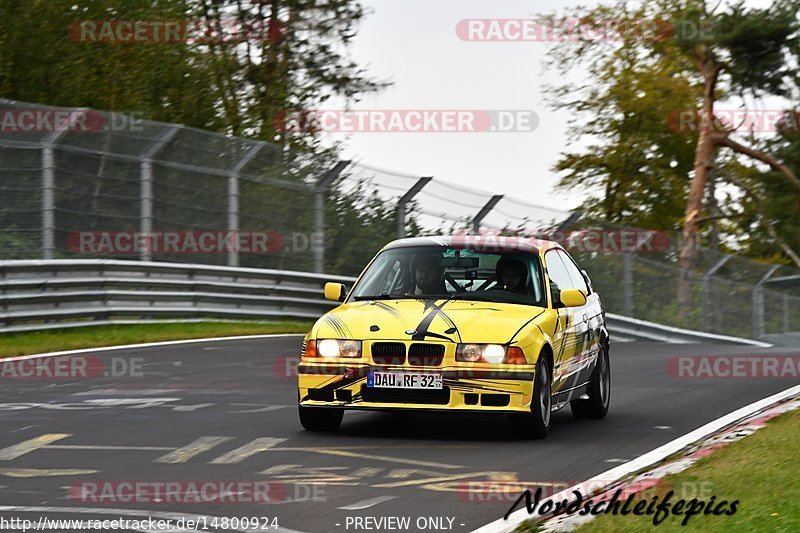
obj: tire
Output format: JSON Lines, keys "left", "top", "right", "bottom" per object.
{"left": 299, "top": 405, "right": 344, "bottom": 431}
{"left": 509, "top": 356, "right": 552, "bottom": 439}
{"left": 570, "top": 344, "right": 610, "bottom": 419}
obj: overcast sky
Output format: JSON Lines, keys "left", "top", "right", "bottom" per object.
{"left": 325, "top": 0, "right": 587, "bottom": 210}
{"left": 321, "top": 0, "right": 781, "bottom": 217}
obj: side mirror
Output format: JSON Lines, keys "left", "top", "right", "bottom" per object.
{"left": 560, "top": 289, "right": 587, "bottom": 308}
{"left": 324, "top": 282, "right": 346, "bottom": 302}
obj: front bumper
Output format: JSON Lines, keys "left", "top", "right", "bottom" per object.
{"left": 298, "top": 363, "right": 536, "bottom": 414}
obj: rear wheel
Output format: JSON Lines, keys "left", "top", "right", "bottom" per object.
{"left": 509, "top": 356, "right": 551, "bottom": 439}
{"left": 299, "top": 405, "right": 344, "bottom": 431}
{"left": 570, "top": 345, "right": 610, "bottom": 419}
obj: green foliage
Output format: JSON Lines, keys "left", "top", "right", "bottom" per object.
{"left": 0, "top": 0, "right": 385, "bottom": 144}
{"left": 545, "top": 2, "right": 701, "bottom": 231}
{"left": 735, "top": 116, "right": 800, "bottom": 262}
{"left": 324, "top": 180, "right": 420, "bottom": 276}
{"left": 0, "top": 0, "right": 394, "bottom": 272}
{"left": 712, "top": 0, "right": 800, "bottom": 97}
{"left": 0, "top": 0, "right": 221, "bottom": 129}
{"left": 544, "top": 0, "right": 800, "bottom": 263}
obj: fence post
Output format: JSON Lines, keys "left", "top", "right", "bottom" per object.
{"left": 139, "top": 125, "right": 181, "bottom": 262}
{"left": 752, "top": 265, "right": 780, "bottom": 339}
{"left": 313, "top": 161, "right": 350, "bottom": 273}
{"left": 40, "top": 115, "right": 84, "bottom": 259}
{"left": 227, "top": 143, "right": 264, "bottom": 267}
{"left": 396, "top": 177, "right": 432, "bottom": 238}
{"left": 783, "top": 294, "right": 790, "bottom": 333}
{"left": 41, "top": 146, "right": 55, "bottom": 259}
{"left": 701, "top": 255, "right": 732, "bottom": 330}
{"left": 472, "top": 195, "right": 503, "bottom": 233}
{"left": 623, "top": 252, "right": 634, "bottom": 317}
{"left": 139, "top": 160, "right": 153, "bottom": 261}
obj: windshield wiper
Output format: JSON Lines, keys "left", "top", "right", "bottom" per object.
{"left": 353, "top": 293, "right": 412, "bottom": 301}
{"left": 445, "top": 292, "right": 496, "bottom": 302}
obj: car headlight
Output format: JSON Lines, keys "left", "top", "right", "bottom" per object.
{"left": 316, "top": 339, "right": 362, "bottom": 358}
{"left": 482, "top": 344, "right": 506, "bottom": 364}
{"left": 455, "top": 344, "right": 527, "bottom": 364}
{"left": 456, "top": 343, "right": 506, "bottom": 363}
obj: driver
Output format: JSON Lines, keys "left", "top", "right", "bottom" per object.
{"left": 411, "top": 252, "right": 447, "bottom": 295}
{"left": 496, "top": 256, "right": 528, "bottom": 294}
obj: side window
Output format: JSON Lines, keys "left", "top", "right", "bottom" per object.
{"left": 545, "top": 250, "right": 572, "bottom": 305}
{"left": 558, "top": 250, "right": 589, "bottom": 294}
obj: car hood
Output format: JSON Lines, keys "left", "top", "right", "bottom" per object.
{"left": 313, "top": 298, "right": 546, "bottom": 345}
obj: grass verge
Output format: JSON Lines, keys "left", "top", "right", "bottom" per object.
{"left": 0, "top": 320, "right": 313, "bottom": 357}
{"left": 523, "top": 406, "right": 800, "bottom": 532}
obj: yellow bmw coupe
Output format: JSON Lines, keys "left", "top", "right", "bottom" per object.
{"left": 297, "top": 236, "right": 610, "bottom": 438}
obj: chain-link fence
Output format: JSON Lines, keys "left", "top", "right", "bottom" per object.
{"left": 2, "top": 98, "right": 799, "bottom": 340}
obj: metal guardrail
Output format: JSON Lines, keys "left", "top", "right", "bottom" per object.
{"left": 0, "top": 260, "right": 767, "bottom": 345}
{"left": 0, "top": 259, "right": 350, "bottom": 332}
{"left": 606, "top": 313, "right": 771, "bottom": 347}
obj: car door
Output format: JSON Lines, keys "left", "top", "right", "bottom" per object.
{"left": 557, "top": 249, "right": 597, "bottom": 387}
{"left": 543, "top": 249, "right": 579, "bottom": 393}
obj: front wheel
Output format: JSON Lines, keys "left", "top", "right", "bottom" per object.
{"left": 509, "top": 356, "right": 552, "bottom": 439}
{"left": 299, "top": 405, "right": 344, "bottom": 431}
{"left": 570, "top": 345, "right": 610, "bottom": 419}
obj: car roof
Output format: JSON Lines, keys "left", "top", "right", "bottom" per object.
{"left": 381, "top": 235, "right": 562, "bottom": 254}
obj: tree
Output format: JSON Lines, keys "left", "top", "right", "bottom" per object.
{"left": 0, "top": 0, "right": 385, "bottom": 147}
{"left": 672, "top": 0, "right": 800, "bottom": 302}
{"left": 545, "top": 10, "right": 700, "bottom": 231}
{"left": 542, "top": 0, "right": 800, "bottom": 304}
{"left": 0, "top": 0, "right": 221, "bottom": 128}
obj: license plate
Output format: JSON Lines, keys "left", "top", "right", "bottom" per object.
{"left": 367, "top": 371, "right": 442, "bottom": 389}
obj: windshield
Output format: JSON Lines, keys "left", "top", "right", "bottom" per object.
{"left": 349, "top": 246, "right": 546, "bottom": 306}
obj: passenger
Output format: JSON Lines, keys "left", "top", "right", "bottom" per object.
{"left": 411, "top": 252, "right": 447, "bottom": 295}
{"left": 496, "top": 256, "right": 528, "bottom": 294}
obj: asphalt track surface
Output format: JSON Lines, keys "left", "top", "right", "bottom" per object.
{"left": 1, "top": 336, "right": 798, "bottom": 532}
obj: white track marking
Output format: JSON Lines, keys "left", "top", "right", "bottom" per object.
{"left": 337, "top": 495, "right": 398, "bottom": 510}
{"left": 210, "top": 437, "right": 287, "bottom": 464}
{"left": 473, "top": 382, "right": 800, "bottom": 533}
{"left": 155, "top": 436, "right": 234, "bottom": 464}
{"left": 0, "top": 468, "right": 97, "bottom": 477}
{"left": 1, "top": 333, "right": 304, "bottom": 363}
{"left": 0, "top": 434, "right": 71, "bottom": 461}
